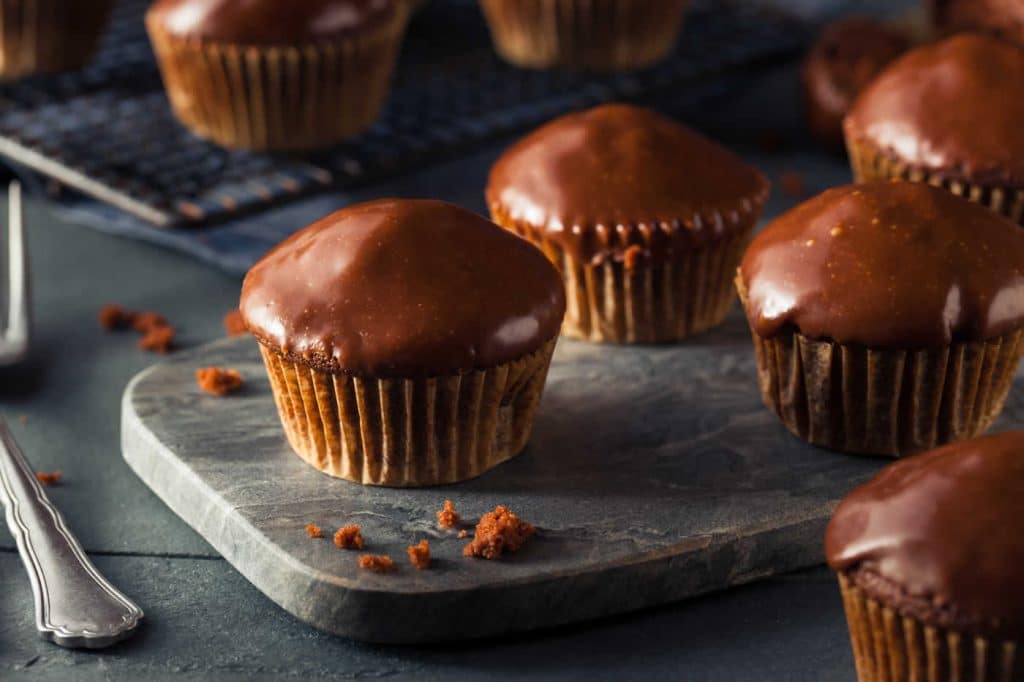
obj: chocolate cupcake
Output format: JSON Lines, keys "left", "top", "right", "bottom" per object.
{"left": 845, "top": 34, "right": 1024, "bottom": 226}
{"left": 737, "top": 181, "right": 1024, "bottom": 457}
{"left": 146, "top": 0, "right": 409, "bottom": 151}
{"left": 930, "top": 0, "right": 1024, "bottom": 47}
{"left": 826, "top": 431, "right": 1024, "bottom": 681}
{"left": 478, "top": 0, "right": 689, "bottom": 71}
{"left": 240, "top": 199, "right": 566, "bottom": 487}
{"left": 0, "top": 0, "right": 115, "bottom": 79}
{"left": 801, "top": 17, "right": 908, "bottom": 151}
{"left": 488, "top": 104, "right": 769, "bottom": 344}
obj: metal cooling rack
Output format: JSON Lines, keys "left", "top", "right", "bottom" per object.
{"left": 0, "top": 0, "right": 808, "bottom": 228}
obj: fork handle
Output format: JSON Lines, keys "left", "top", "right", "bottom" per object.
{"left": 0, "top": 419, "right": 143, "bottom": 648}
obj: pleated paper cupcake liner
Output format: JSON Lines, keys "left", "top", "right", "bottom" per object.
{"left": 490, "top": 204, "right": 757, "bottom": 343}
{"left": 0, "top": 0, "right": 114, "bottom": 79}
{"left": 739, "top": 281, "right": 1024, "bottom": 457}
{"left": 146, "top": 9, "right": 408, "bottom": 151}
{"left": 847, "top": 138, "right": 1024, "bottom": 227}
{"left": 258, "top": 338, "right": 557, "bottom": 487}
{"left": 478, "top": 0, "right": 690, "bottom": 70}
{"left": 837, "top": 574, "right": 1021, "bottom": 682}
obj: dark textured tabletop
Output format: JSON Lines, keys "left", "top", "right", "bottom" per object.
{"left": 0, "top": 4, "right": 895, "bottom": 675}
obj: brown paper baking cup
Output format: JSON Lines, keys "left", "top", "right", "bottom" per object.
{"left": 146, "top": 10, "right": 407, "bottom": 151}
{"left": 0, "top": 0, "right": 114, "bottom": 79}
{"left": 847, "top": 138, "right": 1024, "bottom": 227}
{"left": 740, "top": 279, "right": 1024, "bottom": 456}
{"left": 836, "top": 574, "right": 1021, "bottom": 682}
{"left": 257, "top": 339, "right": 557, "bottom": 487}
{"left": 479, "top": 0, "right": 689, "bottom": 70}
{"left": 490, "top": 204, "right": 757, "bottom": 343}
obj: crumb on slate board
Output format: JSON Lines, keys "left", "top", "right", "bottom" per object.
{"left": 334, "top": 525, "right": 364, "bottom": 550}
{"left": 407, "top": 540, "right": 431, "bottom": 569}
{"left": 464, "top": 505, "right": 536, "bottom": 560}
{"left": 35, "top": 470, "right": 62, "bottom": 486}
{"left": 306, "top": 524, "right": 323, "bottom": 539}
{"left": 223, "top": 309, "right": 247, "bottom": 337}
{"left": 359, "top": 555, "right": 396, "bottom": 573}
{"left": 196, "top": 367, "right": 243, "bottom": 396}
{"left": 437, "top": 499, "right": 460, "bottom": 528}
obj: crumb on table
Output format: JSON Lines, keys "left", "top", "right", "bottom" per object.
{"left": 436, "top": 499, "right": 461, "bottom": 528}
{"left": 98, "top": 304, "right": 135, "bottom": 330}
{"left": 305, "top": 524, "right": 323, "bottom": 539}
{"left": 359, "top": 554, "right": 396, "bottom": 573}
{"left": 333, "top": 525, "right": 364, "bottom": 550}
{"left": 35, "top": 470, "right": 62, "bottom": 486}
{"left": 407, "top": 540, "right": 431, "bottom": 569}
{"left": 196, "top": 367, "right": 243, "bottom": 396}
{"left": 139, "top": 325, "right": 175, "bottom": 353}
{"left": 132, "top": 311, "right": 169, "bottom": 333}
{"left": 463, "top": 505, "right": 536, "bottom": 560}
{"left": 223, "top": 309, "right": 248, "bottom": 337}
{"left": 458, "top": 529, "right": 468, "bottom": 539}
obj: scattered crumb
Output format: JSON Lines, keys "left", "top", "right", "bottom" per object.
{"left": 780, "top": 171, "right": 805, "bottom": 199}
{"left": 437, "top": 499, "right": 461, "bottom": 528}
{"left": 407, "top": 540, "right": 431, "bottom": 569}
{"left": 333, "top": 525, "right": 364, "bottom": 550}
{"left": 132, "top": 311, "right": 168, "bottom": 333}
{"left": 98, "top": 304, "right": 135, "bottom": 330}
{"left": 305, "top": 524, "right": 323, "bottom": 539}
{"left": 35, "top": 470, "right": 61, "bottom": 486}
{"left": 463, "top": 505, "right": 536, "bottom": 560}
{"left": 359, "top": 554, "right": 396, "bottom": 573}
{"left": 223, "top": 309, "right": 248, "bottom": 337}
{"left": 458, "top": 530, "right": 468, "bottom": 539}
{"left": 196, "top": 367, "right": 243, "bottom": 396}
{"left": 623, "top": 245, "right": 645, "bottom": 270}
{"left": 139, "top": 325, "right": 175, "bottom": 353}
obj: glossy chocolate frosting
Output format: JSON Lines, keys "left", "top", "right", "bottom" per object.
{"left": 845, "top": 34, "right": 1024, "bottom": 186}
{"left": 240, "top": 199, "right": 566, "bottom": 377}
{"left": 825, "top": 431, "right": 1024, "bottom": 639}
{"left": 486, "top": 104, "right": 769, "bottom": 264}
{"left": 801, "top": 17, "right": 907, "bottom": 150}
{"left": 148, "top": 0, "right": 397, "bottom": 45}
{"left": 740, "top": 181, "right": 1024, "bottom": 348}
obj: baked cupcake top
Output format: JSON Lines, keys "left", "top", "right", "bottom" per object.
{"left": 148, "top": 0, "right": 398, "bottom": 45}
{"left": 239, "top": 199, "right": 566, "bottom": 377}
{"left": 825, "top": 431, "right": 1024, "bottom": 639}
{"left": 845, "top": 34, "right": 1024, "bottom": 186}
{"left": 801, "top": 17, "right": 907, "bottom": 150}
{"left": 739, "top": 181, "right": 1024, "bottom": 348}
{"left": 486, "top": 104, "right": 769, "bottom": 265}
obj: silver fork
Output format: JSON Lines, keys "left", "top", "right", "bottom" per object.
{"left": 0, "top": 182, "right": 29, "bottom": 366}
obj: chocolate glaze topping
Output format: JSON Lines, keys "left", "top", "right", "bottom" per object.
{"left": 240, "top": 199, "right": 566, "bottom": 377}
{"left": 148, "top": 0, "right": 397, "bottom": 45}
{"left": 825, "top": 431, "right": 1024, "bottom": 639}
{"left": 487, "top": 104, "right": 769, "bottom": 264}
{"left": 740, "top": 181, "right": 1024, "bottom": 348}
{"left": 845, "top": 34, "right": 1024, "bottom": 186}
{"left": 801, "top": 17, "right": 907, "bottom": 150}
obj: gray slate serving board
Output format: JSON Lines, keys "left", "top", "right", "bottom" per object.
{"left": 121, "top": 312, "right": 886, "bottom": 644}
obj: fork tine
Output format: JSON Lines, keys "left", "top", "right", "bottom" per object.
{"left": 5, "top": 181, "right": 28, "bottom": 345}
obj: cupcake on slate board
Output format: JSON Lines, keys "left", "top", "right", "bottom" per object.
{"left": 146, "top": 0, "right": 409, "bottom": 151}
{"left": 845, "top": 34, "right": 1024, "bottom": 225}
{"left": 930, "top": 0, "right": 1024, "bottom": 47}
{"left": 826, "top": 431, "right": 1024, "bottom": 681}
{"left": 240, "top": 199, "right": 566, "bottom": 487}
{"left": 488, "top": 104, "right": 769, "bottom": 344}
{"left": 479, "top": 0, "right": 689, "bottom": 71}
{"left": 0, "top": 0, "right": 115, "bottom": 79}
{"left": 801, "top": 17, "right": 908, "bottom": 151}
{"left": 737, "top": 181, "right": 1024, "bottom": 457}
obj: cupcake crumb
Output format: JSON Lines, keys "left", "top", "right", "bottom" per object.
{"left": 305, "top": 524, "right": 324, "bottom": 539}
{"left": 196, "top": 367, "right": 243, "bottom": 396}
{"left": 334, "top": 525, "right": 364, "bottom": 550}
{"left": 223, "top": 309, "right": 248, "bottom": 337}
{"left": 132, "top": 311, "right": 168, "bottom": 333}
{"left": 407, "top": 540, "right": 431, "bottom": 569}
{"left": 98, "top": 304, "right": 135, "bottom": 330}
{"left": 35, "top": 470, "right": 62, "bottom": 486}
{"left": 139, "top": 325, "right": 175, "bottom": 354}
{"left": 436, "top": 500, "right": 461, "bottom": 528}
{"left": 359, "top": 554, "right": 396, "bottom": 573}
{"left": 623, "top": 245, "right": 645, "bottom": 270}
{"left": 458, "top": 529, "right": 468, "bottom": 539}
{"left": 463, "top": 505, "right": 536, "bottom": 560}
